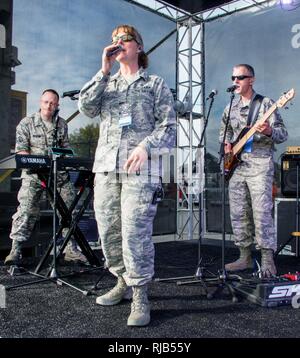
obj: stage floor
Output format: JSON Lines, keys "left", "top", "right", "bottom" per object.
{"left": 0, "top": 240, "right": 300, "bottom": 340}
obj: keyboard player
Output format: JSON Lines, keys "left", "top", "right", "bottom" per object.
{"left": 5, "top": 89, "right": 88, "bottom": 265}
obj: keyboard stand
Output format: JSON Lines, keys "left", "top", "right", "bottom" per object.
{"left": 5, "top": 170, "right": 105, "bottom": 295}
{"left": 34, "top": 170, "right": 101, "bottom": 273}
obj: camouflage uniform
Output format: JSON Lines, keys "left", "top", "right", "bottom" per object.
{"left": 78, "top": 68, "right": 176, "bottom": 286}
{"left": 10, "top": 112, "right": 74, "bottom": 243}
{"left": 219, "top": 91, "right": 288, "bottom": 251}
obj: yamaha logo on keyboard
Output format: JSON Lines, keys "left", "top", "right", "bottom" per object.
{"left": 21, "top": 157, "right": 47, "bottom": 165}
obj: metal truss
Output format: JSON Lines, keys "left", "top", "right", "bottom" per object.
{"left": 176, "top": 17, "right": 204, "bottom": 240}
{"left": 123, "top": 0, "right": 187, "bottom": 22}
{"left": 201, "top": 0, "right": 275, "bottom": 22}
{"left": 124, "top": 1, "right": 275, "bottom": 22}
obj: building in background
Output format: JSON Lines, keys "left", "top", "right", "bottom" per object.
{"left": 0, "top": 0, "right": 21, "bottom": 192}
{"left": 10, "top": 89, "right": 27, "bottom": 151}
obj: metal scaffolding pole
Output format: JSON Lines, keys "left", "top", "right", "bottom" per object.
{"left": 176, "top": 16, "right": 204, "bottom": 241}
{"left": 187, "top": 17, "right": 194, "bottom": 240}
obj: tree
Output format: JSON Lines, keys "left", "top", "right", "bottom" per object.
{"left": 69, "top": 123, "right": 99, "bottom": 158}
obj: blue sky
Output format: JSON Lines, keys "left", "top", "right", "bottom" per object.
{"left": 12, "top": 1, "right": 300, "bottom": 162}
{"left": 204, "top": 5, "right": 300, "bottom": 160}
{"left": 12, "top": 0, "right": 176, "bottom": 132}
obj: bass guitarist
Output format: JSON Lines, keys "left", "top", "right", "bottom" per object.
{"left": 219, "top": 64, "right": 288, "bottom": 277}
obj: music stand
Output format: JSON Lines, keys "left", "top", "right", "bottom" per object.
{"left": 275, "top": 154, "right": 300, "bottom": 258}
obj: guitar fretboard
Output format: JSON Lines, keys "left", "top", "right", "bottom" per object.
{"left": 232, "top": 102, "right": 277, "bottom": 156}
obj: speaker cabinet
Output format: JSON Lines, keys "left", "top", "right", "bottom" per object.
{"left": 281, "top": 154, "right": 300, "bottom": 197}
{"left": 206, "top": 200, "right": 233, "bottom": 234}
{"left": 205, "top": 189, "right": 233, "bottom": 234}
{"left": 274, "top": 198, "right": 298, "bottom": 255}
{"left": 153, "top": 182, "right": 177, "bottom": 236}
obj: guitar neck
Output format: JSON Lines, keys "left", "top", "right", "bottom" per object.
{"left": 232, "top": 102, "right": 277, "bottom": 156}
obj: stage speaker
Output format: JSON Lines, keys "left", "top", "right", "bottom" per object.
{"left": 153, "top": 182, "right": 177, "bottom": 236}
{"left": 205, "top": 189, "right": 233, "bottom": 234}
{"left": 274, "top": 198, "right": 297, "bottom": 255}
{"left": 281, "top": 154, "right": 300, "bottom": 197}
{"left": 206, "top": 200, "right": 233, "bottom": 234}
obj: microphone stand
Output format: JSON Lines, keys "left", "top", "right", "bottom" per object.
{"left": 210, "top": 90, "right": 239, "bottom": 301}
{"left": 174, "top": 94, "right": 218, "bottom": 294}
{"left": 155, "top": 94, "right": 217, "bottom": 297}
{"left": 49, "top": 109, "right": 60, "bottom": 278}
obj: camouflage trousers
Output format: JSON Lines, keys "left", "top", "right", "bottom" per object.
{"left": 94, "top": 172, "right": 159, "bottom": 286}
{"left": 10, "top": 176, "right": 74, "bottom": 243}
{"left": 228, "top": 168, "right": 276, "bottom": 252}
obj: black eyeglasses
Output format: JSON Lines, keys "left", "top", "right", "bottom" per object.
{"left": 231, "top": 75, "right": 252, "bottom": 81}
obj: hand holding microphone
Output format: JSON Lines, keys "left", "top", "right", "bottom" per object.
{"left": 106, "top": 45, "right": 123, "bottom": 57}
{"left": 101, "top": 44, "right": 124, "bottom": 75}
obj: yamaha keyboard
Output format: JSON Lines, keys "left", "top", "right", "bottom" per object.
{"left": 0, "top": 154, "right": 93, "bottom": 172}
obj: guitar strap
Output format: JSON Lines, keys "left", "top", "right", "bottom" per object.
{"left": 243, "top": 94, "right": 264, "bottom": 152}
{"left": 247, "top": 94, "right": 264, "bottom": 126}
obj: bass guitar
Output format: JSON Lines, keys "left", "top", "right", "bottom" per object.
{"left": 224, "top": 88, "right": 295, "bottom": 181}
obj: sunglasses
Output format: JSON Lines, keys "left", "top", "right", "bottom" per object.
{"left": 231, "top": 75, "right": 252, "bottom": 81}
{"left": 112, "top": 34, "right": 137, "bottom": 45}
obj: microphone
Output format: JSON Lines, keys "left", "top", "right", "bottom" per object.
{"left": 226, "top": 85, "right": 238, "bottom": 93}
{"left": 107, "top": 45, "right": 123, "bottom": 57}
{"left": 52, "top": 108, "right": 60, "bottom": 119}
{"left": 62, "top": 90, "right": 80, "bottom": 98}
{"left": 52, "top": 108, "right": 60, "bottom": 148}
{"left": 206, "top": 89, "right": 218, "bottom": 100}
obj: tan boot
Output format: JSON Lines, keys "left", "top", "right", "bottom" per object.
{"left": 64, "top": 240, "right": 88, "bottom": 265}
{"left": 127, "top": 285, "right": 150, "bottom": 327}
{"left": 4, "top": 240, "right": 22, "bottom": 265}
{"left": 96, "top": 276, "right": 132, "bottom": 306}
{"left": 261, "top": 249, "right": 277, "bottom": 277}
{"left": 225, "top": 247, "right": 252, "bottom": 272}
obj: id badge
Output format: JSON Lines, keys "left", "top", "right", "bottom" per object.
{"left": 119, "top": 103, "right": 132, "bottom": 128}
{"left": 119, "top": 114, "right": 132, "bottom": 127}
{"left": 243, "top": 135, "right": 253, "bottom": 153}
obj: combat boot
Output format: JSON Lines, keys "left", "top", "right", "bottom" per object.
{"left": 96, "top": 276, "right": 132, "bottom": 306}
{"left": 261, "top": 248, "right": 277, "bottom": 277}
{"left": 127, "top": 285, "right": 150, "bottom": 327}
{"left": 225, "top": 246, "right": 252, "bottom": 272}
{"left": 64, "top": 240, "right": 88, "bottom": 265}
{"left": 4, "top": 240, "right": 22, "bottom": 265}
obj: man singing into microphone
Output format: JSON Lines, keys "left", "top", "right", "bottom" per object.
{"left": 5, "top": 89, "right": 88, "bottom": 266}
{"left": 219, "top": 64, "right": 288, "bottom": 277}
{"left": 78, "top": 25, "right": 176, "bottom": 326}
